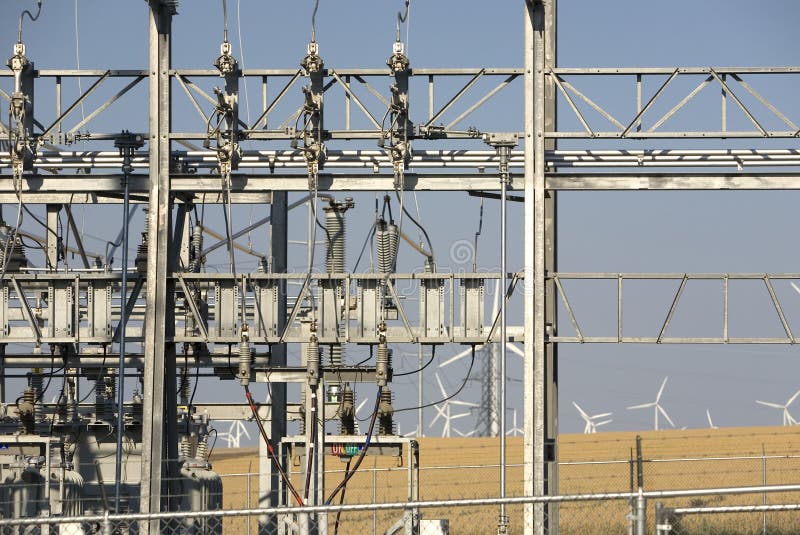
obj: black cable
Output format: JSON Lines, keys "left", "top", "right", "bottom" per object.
{"left": 394, "top": 190, "right": 434, "bottom": 262}
{"left": 303, "top": 388, "right": 318, "bottom": 500}
{"left": 207, "top": 428, "right": 219, "bottom": 458}
{"left": 325, "top": 386, "right": 382, "bottom": 505}
{"left": 394, "top": 346, "right": 476, "bottom": 413}
{"left": 17, "top": 0, "right": 42, "bottom": 43}
{"left": 310, "top": 0, "right": 319, "bottom": 42}
{"left": 394, "top": 346, "right": 435, "bottom": 377}
{"left": 333, "top": 458, "right": 352, "bottom": 535}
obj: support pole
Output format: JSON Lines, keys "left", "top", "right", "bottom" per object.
{"left": 114, "top": 171, "right": 129, "bottom": 513}
{"left": 141, "top": 1, "right": 174, "bottom": 530}
{"left": 261, "top": 191, "right": 288, "bottom": 531}
{"left": 523, "top": 1, "right": 552, "bottom": 533}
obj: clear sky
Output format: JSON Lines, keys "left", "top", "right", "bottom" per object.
{"left": 1, "top": 1, "right": 799, "bottom": 439}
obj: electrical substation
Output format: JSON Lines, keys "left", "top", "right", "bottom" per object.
{"left": 1, "top": 1, "right": 799, "bottom": 534}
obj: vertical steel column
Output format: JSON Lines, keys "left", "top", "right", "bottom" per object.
{"left": 141, "top": 1, "right": 173, "bottom": 527}
{"left": 261, "top": 192, "right": 288, "bottom": 531}
{"left": 544, "top": 0, "right": 558, "bottom": 532}
{"left": 523, "top": 1, "right": 551, "bottom": 533}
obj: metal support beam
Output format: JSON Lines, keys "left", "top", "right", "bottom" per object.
{"left": 261, "top": 191, "right": 288, "bottom": 531}
{"left": 140, "top": 1, "right": 173, "bottom": 528}
{"left": 523, "top": 1, "right": 551, "bottom": 533}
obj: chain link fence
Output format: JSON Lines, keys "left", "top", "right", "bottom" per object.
{"left": 3, "top": 434, "right": 800, "bottom": 533}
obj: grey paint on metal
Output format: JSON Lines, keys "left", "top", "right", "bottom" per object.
{"left": 140, "top": 1, "right": 173, "bottom": 527}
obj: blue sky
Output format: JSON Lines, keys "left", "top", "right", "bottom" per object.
{"left": 2, "top": 1, "right": 800, "bottom": 438}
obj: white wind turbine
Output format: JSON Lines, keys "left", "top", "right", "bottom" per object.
{"left": 706, "top": 409, "right": 718, "bottom": 429}
{"left": 572, "top": 402, "right": 612, "bottom": 434}
{"left": 506, "top": 408, "right": 523, "bottom": 436}
{"left": 755, "top": 389, "right": 800, "bottom": 426}
{"left": 627, "top": 376, "right": 675, "bottom": 431}
{"left": 429, "top": 372, "right": 478, "bottom": 438}
{"left": 215, "top": 420, "right": 251, "bottom": 448}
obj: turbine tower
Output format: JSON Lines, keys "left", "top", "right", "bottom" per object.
{"left": 627, "top": 376, "right": 675, "bottom": 431}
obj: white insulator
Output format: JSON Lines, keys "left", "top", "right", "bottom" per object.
{"left": 307, "top": 336, "right": 320, "bottom": 387}
{"left": 238, "top": 340, "right": 252, "bottom": 386}
{"left": 376, "top": 343, "right": 390, "bottom": 387}
{"left": 377, "top": 221, "right": 399, "bottom": 274}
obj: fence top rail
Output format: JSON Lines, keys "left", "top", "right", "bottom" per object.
{"left": 2, "top": 484, "right": 800, "bottom": 527}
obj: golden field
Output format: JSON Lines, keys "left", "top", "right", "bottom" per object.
{"left": 208, "top": 426, "right": 800, "bottom": 534}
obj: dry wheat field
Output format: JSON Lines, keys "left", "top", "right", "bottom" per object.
{"left": 208, "top": 426, "right": 800, "bottom": 534}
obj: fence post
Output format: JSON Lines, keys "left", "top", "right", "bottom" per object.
{"left": 102, "top": 511, "right": 112, "bottom": 535}
{"left": 762, "top": 444, "right": 767, "bottom": 535}
{"left": 636, "top": 490, "right": 646, "bottom": 535}
{"left": 628, "top": 448, "right": 635, "bottom": 535}
{"left": 635, "top": 435, "right": 645, "bottom": 535}
{"left": 654, "top": 502, "right": 672, "bottom": 535}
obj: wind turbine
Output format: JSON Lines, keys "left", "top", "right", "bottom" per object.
{"left": 627, "top": 376, "right": 675, "bottom": 431}
{"left": 755, "top": 389, "right": 800, "bottom": 426}
{"left": 706, "top": 409, "right": 718, "bottom": 429}
{"left": 224, "top": 420, "right": 250, "bottom": 448}
{"left": 506, "top": 408, "right": 523, "bottom": 436}
{"left": 429, "top": 372, "right": 478, "bottom": 437}
{"left": 572, "top": 402, "right": 612, "bottom": 434}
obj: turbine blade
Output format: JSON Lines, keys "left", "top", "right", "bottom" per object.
{"left": 706, "top": 409, "right": 715, "bottom": 428}
{"left": 628, "top": 402, "right": 656, "bottom": 410}
{"left": 572, "top": 401, "right": 590, "bottom": 420}
{"left": 435, "top": 373, "right": 448, "bottom": 398}
{"left": 595, "top": 419, "right": 612, "bottom": 427}
{"left": 656, "top": 376, "right": 669, "bottom": 403}
{"left": 791, "top": 281, "right": 800, "bottom": 296}
{"left": 658, "top": 405, "right": 676, "bottom": 427}
{"left": 756, "top": 400, "right": 784, "bottom": 409}
{"left": 506, "top": 343, "right": 525, "bottom": 358}
{"left": 450, "top": 400, "right": 479, "bottom": 408}
{"left": 590, "top": 412, "right": 612, "bottom": 420}
{"left": 787, "top": 389, "right": 800, "bottom": 406}
{"left": 438, "top": 347, "right": 473, "bottom": 368}
{"left": 355, "top": 398, "right": 369, "bottom": 416}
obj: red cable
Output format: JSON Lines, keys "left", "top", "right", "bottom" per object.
{"left": 244, "top": 386, "right": 304, "bottom": 506}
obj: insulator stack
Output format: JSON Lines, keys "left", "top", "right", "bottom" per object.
{"left": 18, "top": 386, "right": 35, "bottom": 434}
{"left": 135, "top": 209, "right": 149, "bottom": 273}
{"left": 307, "top": 335, "right": 320, "bottom": 388}
{"left": 95, "top": 378, "right": 107, "bottom": 421}
{"left": 324, "top": 199, "right": 352, "bottom": 274}
{"left": 299, "top": 389, "right": 307, "bottom": 434}
{"left": 329, "top": 344, "right": 343, "bottom": 367}
{"left": 179, "top": 368, "right": 191, "bottom": 406}
{"left": 189, "top": 225, "right": 203, "bottom": 272}
{"left": 376, "top": 342, "right": 390, "bottom": 387}
{"left": 196, "top": 436, "right": 208, "bottom": 461}
{"left": 238, "top": 339, "right": 252, "bottom": 386}
{"left": 179, "top": 435, "right": 193, "bottom": 459}
{"left": 378, "top": 389, "right": 394, "bottom": 436}
{"left": 376, "top": 220, "right": 399, "bottom": 274}
{"left": 29, "top": 370, "right": 43, "bottom": 422}
{"left": 0, "top": 230, "right": 27, "bottom": 272}
{"left": 340, "top": 387, "right": 355, "bottom": 435}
